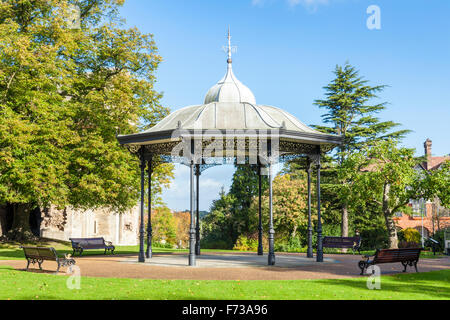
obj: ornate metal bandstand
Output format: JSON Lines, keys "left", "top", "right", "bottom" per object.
{"left": 117, "top": 31, "right": 342, "bottom": 266}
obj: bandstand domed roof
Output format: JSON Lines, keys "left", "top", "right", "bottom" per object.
{"left": 117, "top": 30, "right": 342, "bottom": 155}
{"left": 144, "top": 30, "right": 317, "bottom": 134}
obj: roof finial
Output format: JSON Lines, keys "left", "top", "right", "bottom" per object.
{"left": 227, "top": 26, "right": 232, "bottom": 64}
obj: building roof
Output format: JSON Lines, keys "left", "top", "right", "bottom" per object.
{"left": 144, "top": 102, "right": 318, "bottom": 133}
{"left": 142, "top": 30, "right": 322, "bottom": 135}
{"left": 117, "top": 30, "right": 342, "bottom": 157}
{"left": 421, "top": 156, "right": 450, "bottom": 171}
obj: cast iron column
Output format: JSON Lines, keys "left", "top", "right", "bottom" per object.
{"left": 316, "top": 152, "right": 323, "bottom": 262}
{"left": 146, "top": 156, "right": 153, "bottom": 259}
{"left": 268, "top": 145, "right": 275, "bottom": 265}
{"left": 257, "top": 163, "right": 263, "bottom": 256}
{"left": 138, "top": 147, "right": 146, "bottom": 263}
{"left": 195, "top": 164, "right": 201, "bottom": 256}
{"left": 306, "top": 157, "right": 313, "bottom": 258}
{"left": 189, "top": 141, "right": 196, "bottom": 266}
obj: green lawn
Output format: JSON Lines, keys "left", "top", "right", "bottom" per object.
{"left": 0, "top": 241, "right": 261, "bottom": 260}
{"left": 0, "top": 240, "right": 187, "bottom": 260}
{"left": 0, "top": 266, "right": 448, "bottom": 300}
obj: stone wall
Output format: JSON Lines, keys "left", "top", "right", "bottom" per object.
{"left": 40, "top": 206, "right": 139, "bottom": 245}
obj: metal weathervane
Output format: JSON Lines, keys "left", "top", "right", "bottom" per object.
{"left": 222, "top": 27, "right": 238, "bottom": 61}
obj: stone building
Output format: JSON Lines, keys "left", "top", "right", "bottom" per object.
{"left": 0, "top": 205, "right": 139, "bottom": 245}
{"left": 393, "top": 139, "right": 450, "bottom": 236}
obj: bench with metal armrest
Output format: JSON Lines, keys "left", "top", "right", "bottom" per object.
{"left": 21, "top": 246, "right": 76, "bottom": 273}
{"left": 358, "top": 247, "right": 422, "bottom": 275}
{"left": 69, "top": 237, "right": 115, "bottom": 256}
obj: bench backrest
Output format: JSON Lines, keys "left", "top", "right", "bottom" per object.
{"left": 70, "top": 237, "right": 106, "bottom": 249}
{"left": 374, "top": 248, "right": 422, "bottom": 263}
{"left": 22, "top": 247, "right": 58, "bottom": 261}
{"left": 323, "top": 236, "right": 361, "bottom": 247}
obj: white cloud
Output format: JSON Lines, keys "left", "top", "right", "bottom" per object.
{"left": 288, "top": 0, "right": 330, "bottom": 9}
{"left": 200, "top": 178, "right": 223, "bottom": 189}
{"left": 252, "top": 0, "right": 331, "bottom": 11}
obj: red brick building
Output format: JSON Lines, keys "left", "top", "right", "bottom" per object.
{"left": 393, "top": 139, "right": 450, "bottom": 236}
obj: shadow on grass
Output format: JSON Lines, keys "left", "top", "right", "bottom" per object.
{"left": 312, "top": 270, "right": 450, "bottom": 299}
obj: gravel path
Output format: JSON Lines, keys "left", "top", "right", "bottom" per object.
{"left": 1, "top": 252, "right": 448, "bottom": 280}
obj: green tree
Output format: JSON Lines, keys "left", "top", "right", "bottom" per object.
{"left": 0, "top": 0, "right": 173, "bottom": 240}
{"left": 249, "top": 174, "right": 308, "bottom": 241}
{"left": 201, "top": 187, "right": 236, "bottom": 249}
{"left": 152, "top": 206, "right": 177, "bottom": 246}
{"left": 311, "top": 63, "right": 409, "bottom": 238}
{"left": 228, "top": 165, "right": 268, "bottom": 237}
{"left": 420, "top": 160, "right": 450, "bottom": 208}
{"left": 348, "top": 140, "right": 421, "bottom": 248}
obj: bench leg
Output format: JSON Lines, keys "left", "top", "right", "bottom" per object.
{"left": 414, "top": 261, "right": 418, "bottom": 273}
{"left": 26, "top": 259, "right": 30, "bottom": 271}
{"left": 401, "top": 261, "right": 408, "bottom": 272}
{"left": 358, "top": 261, "right": 367, "bottom": 275}
{"left": 37, "top": 259, "right": 43, "bottom": 271}
{"left": 104, "top": 248, "right": 107, "bottom": 255}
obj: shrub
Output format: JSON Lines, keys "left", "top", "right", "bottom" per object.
{"left": 201, "top": 239, "right": 230, "bottom": 250}
{"left": 402, "top": 228, "right": 421, "bottom": 244}
{"left": 359, "top": 227, "right": 389, "bottom": 250}
{"left": 274, "top": 236, "right": 303, "bottom": 252}
{"left": 233, "top": 235, "right": 258, "bottom": 251}
{"left": 152, "top": 241, "right": 174, "bottom": 249}
{"left": 429, "top": 227, "right": 450, "bottom": 252}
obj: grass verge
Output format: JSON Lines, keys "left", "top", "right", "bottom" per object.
{"left": 0, "top": 267, "right": 448, "bottom": 300}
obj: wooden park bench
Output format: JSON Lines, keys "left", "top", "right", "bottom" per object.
{"left": 358, "top": 247, "right": 422, "bottom": 275}
{"left": 322, "top": 236, "right": 361, "bottom": 253}
{"left": 69, "top": 237, "right": 115, "bottom": 256}
{"left": 21, "top": 246, "right": 76, "bottom": 274}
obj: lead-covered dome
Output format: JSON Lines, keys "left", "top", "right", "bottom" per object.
{"left": 204, "top": 62, "right": 256, "bottom": 105}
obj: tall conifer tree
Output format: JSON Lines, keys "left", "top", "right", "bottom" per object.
{"left": 312, "top": 63, "right": 409, "bottom": 237}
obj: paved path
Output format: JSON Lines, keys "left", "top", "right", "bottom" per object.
{"left": 1, "top": 252, "right": 449, "bottom": 280}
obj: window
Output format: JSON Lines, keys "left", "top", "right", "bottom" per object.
{"left": 410, "top": 199, "right": 426, "bottom": 217}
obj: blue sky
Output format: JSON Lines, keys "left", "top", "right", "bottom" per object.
{"left": 119, "top": 0, "right": 450, "bottom": 211}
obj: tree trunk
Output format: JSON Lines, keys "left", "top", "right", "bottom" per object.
{"left": 341, "top": 204, "right": 349, "bottom": 252}
{"left": 0, "top": 206, "right": 6, "bottom": 237}
{"left": 292, "top": 224, "right": 297, "bottom": 239}
{"left": 341, "top": 204, "right": 349, "bottom": 236}
{"left": 7, "top": 203, "right": 35, "bottom": 241}
{"left": 382, "top": 183, "right": 398, "bottom": 249}
{"left": 384, "top": 214, "right": 398, "bottom": 249}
